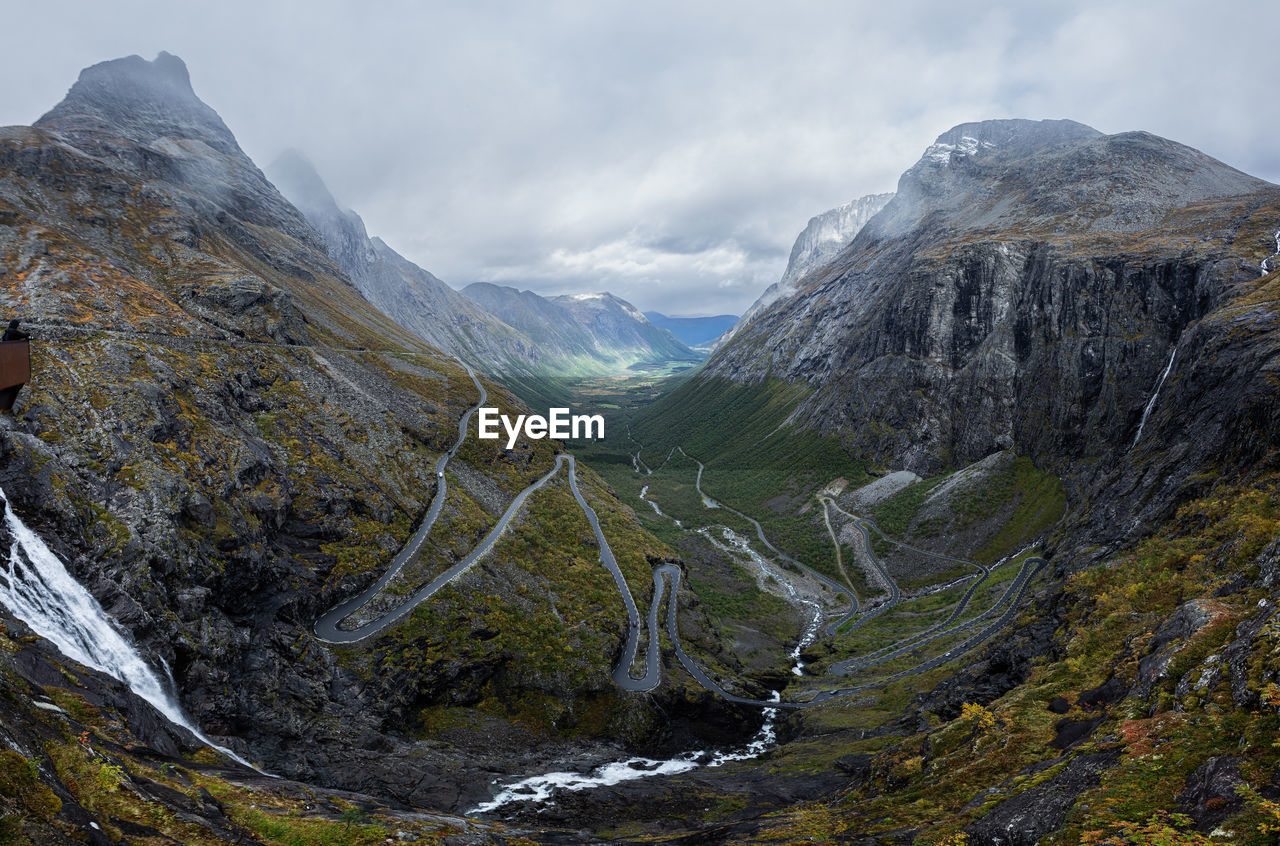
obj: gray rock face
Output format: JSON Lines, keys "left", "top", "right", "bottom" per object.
{"left": 1135, "top": 600, "right": 1212, "bottom": 697}
{"left": 37, "top": 52, "right": 242, "bottom": 157}
{"left": 717, "top": 192, "right": 892, "bottom": 347}
{"left": 966, "top": 750, "right": 1121, "bottom": 845}
{"left": 1179, "top": 756, "right": 1245, "bottom": 830}
{"left": 703, "top": 117, "right": 1280, "bottom": 546}
{"left": 781, "top": 193, "right": 897, "bottom": 291}
{"left": 840, "top": 470, "right": 921, "bottom": 512}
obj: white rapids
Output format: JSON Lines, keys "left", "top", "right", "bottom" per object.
{"left": 1261, "top": 228, "right": 1280, "bottom": 274}
{"left": 0, "top": 486, "right": 258, "bottom": 771}
{"left": 470, "top": 692, "right": 784, "bottom": 816}
{"left": 638, "top": 485, "right": 680, "bottom": 526}
{"left": 470, "top": 522, "right": 826, "bottom": 816}
{"left": 703, "top": 527, "right": 823, "bottom": 675}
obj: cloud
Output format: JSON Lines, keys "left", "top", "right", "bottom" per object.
{"left": 0, "top": 0, "right": 1275, "bottom": 315}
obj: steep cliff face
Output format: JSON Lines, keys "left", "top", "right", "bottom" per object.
{"left": 0, "top": 52, "right": 732, "bottom": 816}
{"left": 780, "top": 193, "right": 897, "bottom": 291}
{"left": 716, "top": 192, "right": 892, "bottom": 347}
{"left": 701, "top": 119, "right": 1280, "bottom": 547}
{"left": 266, "top": 151, "right": 537, "bottom": 373}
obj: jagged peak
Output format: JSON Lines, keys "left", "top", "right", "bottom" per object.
{"left": 35, "top": 51, "right": 242, "bottom": 156}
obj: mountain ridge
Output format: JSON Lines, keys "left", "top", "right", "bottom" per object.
{"left": 680, "top": 117, "right": 1280, "bottom": 550}
{"left": 462, "top": 281, "right": 699, "bottom": 374}
{"left": 716, "top": 191, "right": 892, "bottom": 348}
{"left": 0, "top": 51, "right": 743, "bottom": 833}
{"left": 266, "top": 149, "right": 538, "bottom": 372}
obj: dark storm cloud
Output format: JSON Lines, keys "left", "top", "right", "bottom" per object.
{"left": 1, "top": 0, "right": 1275, "bottom": 315}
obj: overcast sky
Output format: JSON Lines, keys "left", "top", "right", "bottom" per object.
{"left": 1, "top": 1, "right": 1276, "bottom": 316}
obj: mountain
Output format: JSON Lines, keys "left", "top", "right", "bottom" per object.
{"left": 268, "top": 152, "right": 698, "bottom": 381}
{"left": 618, "top": 119, "right": 1280, "bottom": 839}
{"left": 643, "top": 311, "right": 737, "bottom": 348}
{"left": 699, "top": 118, "right": 1278, "bottom": 524}
{"left": 716, "top": 191, "right": 892, "bottom": 347}
{"left": 10, "top": 51, "right": 1280, "bottom": 845}
{"left": 778, "top": 192, "right": 897, "bottom": 291}
{"left": 0, "top": 52, "right": 742, "bottom": 840}
{"left": 265, "top": 150, "right": 536, "bottom": 373}
{"left": 462, "top": 283, "right": 700, "bottom": 373}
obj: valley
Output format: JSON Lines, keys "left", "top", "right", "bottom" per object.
{"left": 3, "top": 48, "right": 1280, "bottom": 846}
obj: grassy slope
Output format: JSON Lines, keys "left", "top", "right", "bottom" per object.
{"left": 628, "top": 375, "right": 870, "bottom": 581}
{"left": 744, "top": 472, "right": 1280, "bottom": 844}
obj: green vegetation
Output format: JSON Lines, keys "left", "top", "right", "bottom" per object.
{"left": 236, "top": 807, "right": 390, "bottom": 846}
{"left": 687, "top": 572, "right": 790, "bottom": 628}
{"left": 623, "top": 376, "right": 870, "bottom": 579}
{"left": 869, "top": 454, "right": 1066, "bottom": 565}
{"left": 748, "top": 472, "right": 1280, "bottom": 844}
{"left": 356, "top": 464, "right": 694, "bottom": 740}
{"left": 870, "top": 475, "right": 946, "bottom": 536}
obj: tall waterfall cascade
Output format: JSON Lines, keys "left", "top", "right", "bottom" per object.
{"left": 0, "top": 485, "right": 255, "bottom": 770}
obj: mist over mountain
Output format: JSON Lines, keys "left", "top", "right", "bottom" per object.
{"left": 266, "top": 149, "right": 538, "bottom": 372}
{"left": 268, "top": 151, "right": 698, "bottom": 380}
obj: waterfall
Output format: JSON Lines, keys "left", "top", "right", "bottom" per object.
{"left": 1131, "top": 347, "right": 1177, "bottom": 448}
{"left": 0, "top": 486, "right": 257, "bottom": 770}
{"left": 1261, "top": 228, "right": 1280, "bottom": 274}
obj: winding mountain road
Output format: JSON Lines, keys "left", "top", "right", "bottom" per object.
{"left": 630, "top": 442, "right": 1047, "bottom": 704}
{"left": 314, "top": 360, "right": 488, "bottom": 643}
{"left": 672, "top": 447, "right": 862, "bottom": 632}
{"left": 315, "top": 381, "right": 1048, "bottom": 711}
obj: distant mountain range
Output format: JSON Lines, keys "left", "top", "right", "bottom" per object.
{"left": 266, "top": 150, "right": 536, "bottom": 371}
{"left": 461, "top": 284, "right": 699, "bottom": 374}
{"left": 642, "top": 312, "right": 737, "bottom": 349}
{"left": 268, "top": 152, "right": 697, "bottom": 378}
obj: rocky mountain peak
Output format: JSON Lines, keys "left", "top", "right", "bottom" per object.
{"left": 35, "top": 51, "right": 242, "bottom": 156}
{"left": 860, "top": 118, "right": 1269, "bottom": 243}
{"left": 267, "top": 149, "right": 376, "bottom": 269}
{"left": 779, "top": 192, "right": 895, "bottom": 291}
{"left": 714, "top": 192, "right": 893, "bottom": 348}
{"left": 921, "top": 118, "right": 1102, "bottom": 166}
